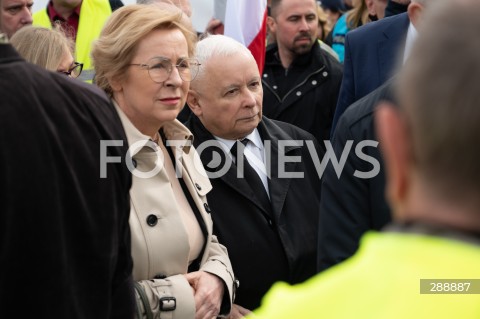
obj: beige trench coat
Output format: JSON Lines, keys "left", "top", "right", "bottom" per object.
{"left": 115, "top": 104, "right": 234, "bottom": 318}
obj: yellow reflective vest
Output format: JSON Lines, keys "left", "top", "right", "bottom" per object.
{"left": 252, "top": 231, "right": 480, "bottom": 319}
{"left": 33, "top": 0, "right": 112, "bottom": 82}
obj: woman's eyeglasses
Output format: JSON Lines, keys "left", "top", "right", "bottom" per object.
{"left": 58, "top": 62, "right": 83, "bottom": 79}
{"left": 129, "top": 57, "right": 200, "bottom": 83}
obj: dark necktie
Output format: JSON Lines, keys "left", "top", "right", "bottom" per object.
{"left": 231, "top": 139, "right": 271, "bottom": 213}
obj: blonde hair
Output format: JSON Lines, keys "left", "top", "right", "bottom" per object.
{"left": 9, "top": 25, "right": 74, "bottom": 72}
{"left": 316, "top": 3, "right": 331, "bottom": 41}
{"left": 91, "top": 4, "right": 197, "bottom": 96}
{"left": 346, "top": 0, "right": 369, "bottom": 29}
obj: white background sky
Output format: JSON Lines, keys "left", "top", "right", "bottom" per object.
{"left": 31, "top": 0, "right": 214, "bottom": 32}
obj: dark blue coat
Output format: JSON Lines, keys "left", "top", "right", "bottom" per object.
{"left": 318, "top": 81, "right": 395, "bottom": 272}
{"left": 331, "top": 12, "right": 410, "bottom": 134}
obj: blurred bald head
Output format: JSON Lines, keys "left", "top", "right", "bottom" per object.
{"left": 399, "top": 0, "right": 480, "bottom": 197}
{"left": 376, "top": 0, "right": 480, "bottom": 230}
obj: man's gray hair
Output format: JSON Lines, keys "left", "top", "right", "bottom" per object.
{"left": 194, "top": 34, "right": 254, "bottom": 82}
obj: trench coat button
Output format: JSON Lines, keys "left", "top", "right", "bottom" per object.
{"left": 204, "top": 203, "right": 211, "bottom": 213}
{"left": 132, "top": 159, "right": 137, "bottom": 168}
{"left": 195, "top": 183, "right": 202, "bottom": 191}
{"left": 296, "top": 91, "right": 302, "bottom": 96}
{"left": 322, "top": 71, "right": 328, "bottom": 77}
{"left": 311, "top": 80, "right": 317, "bottom": 85}
{"left": 146, "top": 214, "right": 158, "bottom": 226}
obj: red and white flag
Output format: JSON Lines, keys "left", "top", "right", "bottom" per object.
{"left": 224, "top": 0, "right": 268, "bottom": 73}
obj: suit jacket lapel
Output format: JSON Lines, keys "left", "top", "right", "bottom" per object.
{"left": 188, "top": 115, "right": 272, "bottom": 216}
{"left": 258, "top": 118, "right": 302, "bottom": 223}
{"left": 378, "top": 13, "right": 410, "bottom": 83}
{"left": 222, "top": 162, "right": 271, "bottom": 215}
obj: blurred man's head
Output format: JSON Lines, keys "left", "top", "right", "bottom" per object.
{"left": 0, "top": 0, "right": 33, "bottom": 38}
{"left": 376, "top": 0, "right": 480, "bottom": 231}
{"left": 187, "top": 35, "right": 263, "bottom": 140}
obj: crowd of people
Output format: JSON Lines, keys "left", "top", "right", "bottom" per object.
{"left": 1, "top": 0, "right": 479, "bottom": 318}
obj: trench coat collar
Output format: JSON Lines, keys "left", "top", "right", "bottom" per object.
{"left": 113, "top": 99, "right": 194, "bottom": 157}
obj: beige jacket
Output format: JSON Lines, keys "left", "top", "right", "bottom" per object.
{"left": 115, "top": 103, "right": 234, "bottom": 318}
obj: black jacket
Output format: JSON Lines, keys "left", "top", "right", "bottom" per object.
{"left": 318, "top": 81, "right": 395, "bottom": 271}
{"left": 185, "top": 115, "right": 323, "bottom": 310}
{"left": 0, "top": 44, "right": 134, "bottom": 318}
{"left": 262, "top": 41, "right": 343, "bottom": 149}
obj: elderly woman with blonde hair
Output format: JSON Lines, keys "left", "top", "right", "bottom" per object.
{"left": 92, "top": 4, "right": 235, "bottom": 319}
{"left": 9, "top": 25, "right": 83, "bottom": 78}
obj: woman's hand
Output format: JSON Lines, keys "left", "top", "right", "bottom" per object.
{"left": 185, "top": 271, "right": 225, "bottom": 319}
{"left": 227, "top": 304, "right": 252, "bottom": 319}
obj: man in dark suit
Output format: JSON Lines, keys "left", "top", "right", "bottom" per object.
{"left": 185, "top": 34, "right": 322, "bottom": 316}
{"left": 318, "top": 80, "right": 395, "bottom": 271}
{"left": 320, "top": 0, "right": 429, "bottom": 271}
{"left": 330, "top": 0, "right": 427, "bottom": 133}
{"left": 0, "top": 26, "right": 134, "bottom": 318}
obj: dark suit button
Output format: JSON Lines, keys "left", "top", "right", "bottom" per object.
{"left": 146, "top": 214, "right": 158, "bottom": 226}
{"left": 195, "top": 183, "right": 202, "bottom": 191}
{"left": 268, "top": 219, "right": 274, "bottom": 227}
{"left": 132, "top": 159, "right": 137, "bottom": 168}
{"left": 204, "top": 203, "right": 211, "bottom": 213}
{"left": 154, "top": 273, "right": 166, "bottom": 279}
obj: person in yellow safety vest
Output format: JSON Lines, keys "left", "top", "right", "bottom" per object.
{"left": 250, "top": 0, "right": 480, "bottom": 318}
{"left": 32, "top": 0, "right": 123, "bottom": 82}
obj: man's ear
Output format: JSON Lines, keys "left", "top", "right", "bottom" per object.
{"left": 375, "top": 102, "right": 411, "bottom": 216}
{"left": 366, "top": 0, "right": 376, "bottom": 16}
{"left": 407, "top": 2, "right": 424, "bottom": 29}
{"left": 186, "top": 89, "right": 203, "bottom": 117}
{"left": 267, "top": 16, "right": 276, "bottom": 34}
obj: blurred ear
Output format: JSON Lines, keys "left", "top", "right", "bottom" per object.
{"left": 407, "top": 1, "right": 424, "bottom": 29}
{"left": 375, "top": 102, "right": 411, "bottom": 215}
{"left": 267, "top": 16, "right": 276, "bottom": 34}
{"left": 365, "top": 0, "right": 376, "bottom": 16}
{"left": 186, "top": 89, "right": 203, "bottom": 117}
